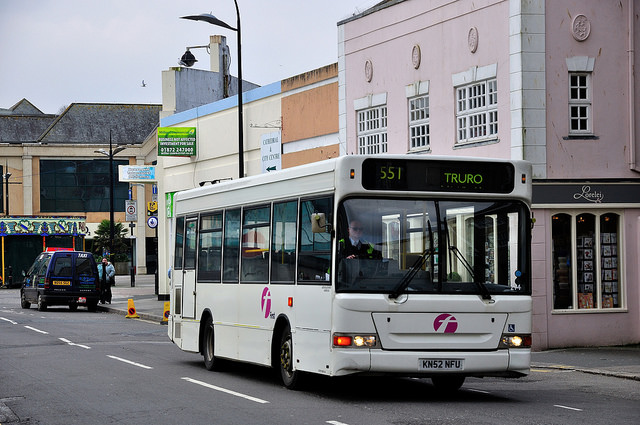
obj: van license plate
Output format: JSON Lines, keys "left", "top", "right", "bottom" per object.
{"left": 418, "top": 359, "right": 464, "bottom": 370}
{"left": 52, "top": 280, "right": 71, "bottom": 286}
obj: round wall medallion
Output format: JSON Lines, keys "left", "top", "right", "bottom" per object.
{"left": 412, "top": 45, "right": 421, "bottom": 69}
{"left": 572, "top": 14, "right": 590, "bottom": 41}
{"left": 365, "top": 59, "right": 373, "bottom": 82}
{"left": 468, "top": 27, "right": 479, "bottom": 53}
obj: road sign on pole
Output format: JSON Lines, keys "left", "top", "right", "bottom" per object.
{"left": 125, "top": 200, "right": 137, "bottom": 221}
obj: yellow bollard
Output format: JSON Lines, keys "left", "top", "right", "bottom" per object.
{"left": 125, "top": 298, "right": 140, "bottom": 318}
{"left": 162, "top": 301, "right": 170, "bottom": 324}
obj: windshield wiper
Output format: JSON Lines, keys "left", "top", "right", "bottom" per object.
{"left": 448, "top": 245, "right": 492, "bottom": 301}
{"left": 389, "top": 248, "right": 432, "bottom": 299}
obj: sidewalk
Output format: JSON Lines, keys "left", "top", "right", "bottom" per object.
{"left": 97, "top": 273, "right": 168, "bottom": 323}
{"left": 101, "top": 274, "right": 640, "bottom": 381}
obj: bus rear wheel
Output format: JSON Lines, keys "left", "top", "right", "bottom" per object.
{"left": 202, "top": 316, "right": 221, "bottom": 371}
{"left": 279, "top": 324, "right": 302, "bottom": 389}
{"left": 431, "top": 375, "right": 465, "bottom": 393}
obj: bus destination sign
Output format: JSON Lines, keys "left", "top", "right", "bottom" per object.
{"left": 362, "top": 158, "right": 515, "bottom": 193}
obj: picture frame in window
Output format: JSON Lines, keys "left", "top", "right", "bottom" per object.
{"left": 583, "top": 260, "right": 593, "bottom": 271}
{"left": 602, "top": 233, "right": 611, "bottom": 244}
{"left": 604, "top": 270, "right": 613, "bottom": 281}
{"left": 584, "top": 237, "right": 593, "bottom": 248}
{"left": 602, "top": 245, "right": 612, "bottom": 257}
{"left": 583, "top": 249, "right": 593, "bottom": 259}
{"left": 583, "top": 273, "right": 593, "bottom": 283}
{"left": 603, "top": 257, "right": 612, "bottom": 269}
{"left": 611, "top": 233, "right": 617, "bottom": 244}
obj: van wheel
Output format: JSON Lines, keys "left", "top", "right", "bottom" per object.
{"left": 20, "top": 291, "right": 31, "bottom": 309}
{"left": 69, "top": 304, "right": 78, "bottom": 311}
{"left": 37, "top": 294, "right": 47, "bottom": 312}
{"left": 431, "top": 375, "right": 465, "bottom": 393}
{"left": 202, "top": 316, "right": 221, "bottom": 371}
{"left": 279, "top": 324, "right": 302, "bottom": 389}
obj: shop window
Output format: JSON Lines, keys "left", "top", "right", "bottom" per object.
{"left": 551, "top": 211, "right": 622, "bottom": 310}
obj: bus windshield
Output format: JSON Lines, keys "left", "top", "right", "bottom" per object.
{"left": 336, "top": 197, "right": 530, "bottom": 296}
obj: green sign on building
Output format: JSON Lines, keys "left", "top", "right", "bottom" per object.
{"left": 158, "top": 127, "right": 196, "bottom": 157}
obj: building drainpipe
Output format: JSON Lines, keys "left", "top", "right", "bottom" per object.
{"left": 629, "top": 0, "right": 639, "bottom": 173}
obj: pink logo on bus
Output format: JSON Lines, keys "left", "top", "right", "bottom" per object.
{"left": 261, "top": 287, "right": 271, "bottom": 319}
{"left": 433, "top": 313, "right": 458, "bottom": 333}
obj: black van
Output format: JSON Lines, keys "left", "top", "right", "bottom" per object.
{"left": 20, "top": 251, "right": 101, "bottom": 312}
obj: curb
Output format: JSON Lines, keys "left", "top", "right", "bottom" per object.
{"left": 96, "top": 304, "right": 165, "bottom": 324}
{"left": 532, "top": 363, "right": 640, "bottom": 381}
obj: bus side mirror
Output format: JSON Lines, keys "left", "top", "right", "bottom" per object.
{"left": 311, "top": 213, "right": 332, "bottom": 233}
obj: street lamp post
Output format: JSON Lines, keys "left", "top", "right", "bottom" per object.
{"left": 181, "top": 0, "right": 244, "bottom": 179}
{"left": 95, "top": 131, "right": 125, "bottom": 260}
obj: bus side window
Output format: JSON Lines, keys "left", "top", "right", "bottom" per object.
{"left": 271, "top": 200, "right": 297, "bottom": 283}
{"left": 223, "top": 208, "right": 241, "bottom": 282}
{"left": 298, "top": 196, "right": 333, "bottom": 283}
{"left": 241, "top": 205, "right": 270, "bottom": 282}
{"left": 198, "top": 212, "right": 223, "bottom": 282}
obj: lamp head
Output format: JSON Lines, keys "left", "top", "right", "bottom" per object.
{"left": 181, "top": 13, "right": 236, "bottom": 31}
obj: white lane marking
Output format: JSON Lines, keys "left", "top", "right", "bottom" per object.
{"left": 59, "top": 338, "right": 91, "bottom": 350}
{"left": 554, "top": 404, "right": 583, "bottom": 411}
{"left": 181, "top": 377, "right": 269, "bottom": 404}
{"left": 107, "top": 355, "right": 153, "bottom": 370}
{"left": 466, "top": 388, "right": 490, "bottom": 394}
{"left": 0, "top": 317, "right": 18, "bottom": 325}
{"left": 327, "top": 421, "right": 350, "bottom": 425}
{"left": 24, "top": 326, "right": 48, "bottom": 334}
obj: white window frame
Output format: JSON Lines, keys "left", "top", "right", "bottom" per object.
{"left": 566, "top": 56, "right": 595, "bottom": 137}
{"left": 568, "top": 72, "right": 592, "bottom": 135}
{"left": 355, "top": 93, "right": 388, "bottom": 155}
{"left": 455, "top": 79, "right": 498, "bottom": 145}
{"left": 452, "top": 64, "right": 498, "bottom": 146}
{"left": 406, "top": 81, "right": 430, "bottom": 152}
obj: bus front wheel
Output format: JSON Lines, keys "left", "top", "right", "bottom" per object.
{"left": 279, "top": 324, "right": 301, "bottom": 389}
{"left": 202, "top": 316, "right": 221, "bottom": 371}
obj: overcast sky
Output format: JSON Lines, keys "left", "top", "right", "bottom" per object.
{"left": 0, "top": 0, "right": 377, "bottom": 115}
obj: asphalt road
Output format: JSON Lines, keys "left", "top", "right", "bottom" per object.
{"left": 1, "top": 288, "right": 639, "bottom": 425}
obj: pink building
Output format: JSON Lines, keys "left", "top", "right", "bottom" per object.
{"left": 338, "top": 0, "right": 640, "bottom": 349}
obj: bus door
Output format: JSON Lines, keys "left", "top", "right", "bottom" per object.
{"left": 180, "top": 217, "right": 198, "bottom": 319}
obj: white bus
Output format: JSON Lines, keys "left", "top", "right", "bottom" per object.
{"left": 168, "top": 155, "right": 532, "bottom": 391}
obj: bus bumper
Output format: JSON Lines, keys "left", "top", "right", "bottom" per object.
{"left": 331, "top": 348, "right": 530, "bottom": 378}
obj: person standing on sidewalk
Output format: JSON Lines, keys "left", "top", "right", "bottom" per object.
{"left": 98, "top": 257, "right": 115, "bottom": 304}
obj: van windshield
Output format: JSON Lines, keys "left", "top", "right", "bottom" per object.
{"left": 335, "top": 197, "right": 530, "bottom": 296}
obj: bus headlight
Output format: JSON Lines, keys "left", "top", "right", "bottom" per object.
{"left": 499, "top": 334, "right": 532, "bottom": 348}
{"left": 333, "top": 333, "right": 379, "bottom": 348}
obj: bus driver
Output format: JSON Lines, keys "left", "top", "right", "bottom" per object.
{"left": 339, "top": 219, "right": 381, "bottom": 260}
